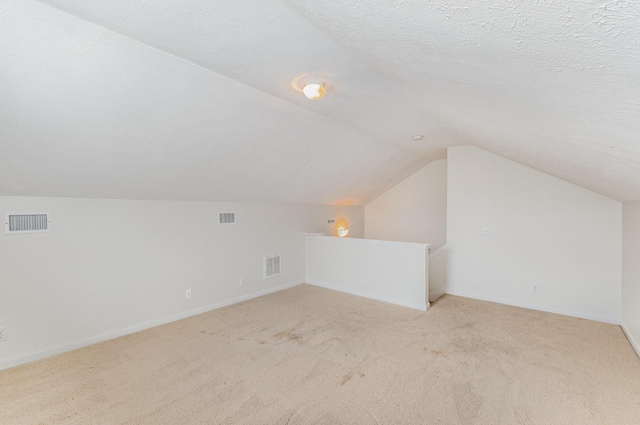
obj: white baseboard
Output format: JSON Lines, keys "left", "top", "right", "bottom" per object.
{"left": 445, "top": 289, "right": 620, "bottom": 325}
{"left": 0, "top": 280, "right": 303, "bottom": 371}
{"left": 621, "top": 322, "right": 640, "bottom": 359}
{"left": 429, "top": 287, "right": 446, "bottom": 302}
{"left": 306, "top": 280, "right": 428, "bottom": 311}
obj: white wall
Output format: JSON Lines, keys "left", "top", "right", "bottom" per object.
{"left": 365, "top": 159, "right": 447, "bottom": 248}
{"left": 447, "top": 146, "right": 622, "bottom": 323}
{"left": 0, "top": 196, "right": 363, "bottom": 369}
{"left": 305, "top": 236, "right": 429, "bottom": 311}
{"left": 622, "top": 201, "right": 640, "bottom": 356}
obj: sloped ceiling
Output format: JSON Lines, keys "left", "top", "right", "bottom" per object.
{"left": 1, "top": 0, "right": 639, "bottom": 204}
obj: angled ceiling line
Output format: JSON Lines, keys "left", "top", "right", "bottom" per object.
{"left": 277, "top": 1, "right": 640, "bottom": 203}
{"left": 34, "top": 0, "right": 432, "bottom": 160}
{"left": 278, "top": 0, "right": 472, "bottom": 151}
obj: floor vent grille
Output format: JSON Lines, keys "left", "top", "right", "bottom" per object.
{"left": 4, "top": 212, "right": 51, "bottom": 234}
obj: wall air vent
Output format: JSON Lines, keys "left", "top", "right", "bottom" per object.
{"left": 218, "top": 212, "right": 236, "bottom": 225}
{"left": 4, "top": 212, "right": 51, "bottom": 235}
{"left": 263, "top": 254, "right": 281, "bottom": 279}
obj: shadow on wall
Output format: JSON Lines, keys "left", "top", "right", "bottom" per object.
{"left": 429, "top": 245, "right": 447, "bottom": 302}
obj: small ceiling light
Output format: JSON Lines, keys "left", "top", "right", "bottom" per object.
{"left": 412, "top": 135, "right": 424, "bottom": 141}
{"left": 337, "top": 227, "right": 349, "bottom": 238}
{"left": 302, "top": 80, "right": 326, "bottom": 100}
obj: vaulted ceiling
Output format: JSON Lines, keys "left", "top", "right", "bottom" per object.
{"left": 2, "top": 0, "right": 639, "bottom": 204}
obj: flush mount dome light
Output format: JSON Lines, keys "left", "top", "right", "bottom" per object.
{"left": 292, "top": 74, "right": 328, "bottom": 101}
{"left": 302, "top": 81, "right": 326, "bottom": 100}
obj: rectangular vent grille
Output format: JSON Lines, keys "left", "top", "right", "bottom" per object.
{"left": 327, "top": 218, "right": 336, "bottom": 224}
{"left": 4, "top": 212, "right": 51, "bottom": 234}
{"left": 218, "top": 212, "right": 236, "bottom": 225}
{"left": 263, "top": 254, "right": 281, "bottom": 279}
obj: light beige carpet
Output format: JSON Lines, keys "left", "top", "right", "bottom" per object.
{"left": 1, "top": 284, "right": 639, "bottom": 424}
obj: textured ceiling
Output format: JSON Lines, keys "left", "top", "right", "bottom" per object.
{"left": 1, "top": 0, "right": 639, "bottom": 204}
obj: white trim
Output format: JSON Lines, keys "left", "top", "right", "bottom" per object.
{"left": 429, "top": 287, "right": 447, "bottom": 302}
{"left": 428, "top": 244, "right": 447, "bottom": 259}
{"left": 306, "top": 279, "right": 428, "bottom": 311}
{"left": 621, "top": 322, "right": 640, "bottom": 359}
{"left": 305, "top": 235, "right": 429, "bottom": 251}
{"left": 0, "top": 280, "right": 303, "bottom": 371}
{"left": 445, "top": 289, "right": 620, "bottom": 325}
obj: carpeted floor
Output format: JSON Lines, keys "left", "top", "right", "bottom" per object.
{"left": 1, "top": 284, "right": 639, "bottom": 424}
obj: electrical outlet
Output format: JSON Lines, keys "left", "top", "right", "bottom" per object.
{"left": 239, "top": 277, "right": 245, "bottom": 286}
{"left": 360, "top": 274, "right": 365, "bottom": 281}
{"left": 532, "top": 285, "right": 539, "bottom": 294}
{"left": 480, "top": 226, "right": 490, "bottom": 235}
{"left": 185, "top": 289, "right": 192, "bottom": 299}
{"left": 0, "top": 326, "right": 7, "bottom": 342}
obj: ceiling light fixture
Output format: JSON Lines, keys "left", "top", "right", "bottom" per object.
{"left": 412, "top": 135, "right": 424, "bottom": 141}
{"left": 302, "top": 81, "right": 326, "bottom": 100}
{"left": 292, "top": 74, "right": 328, "bottom": 101}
